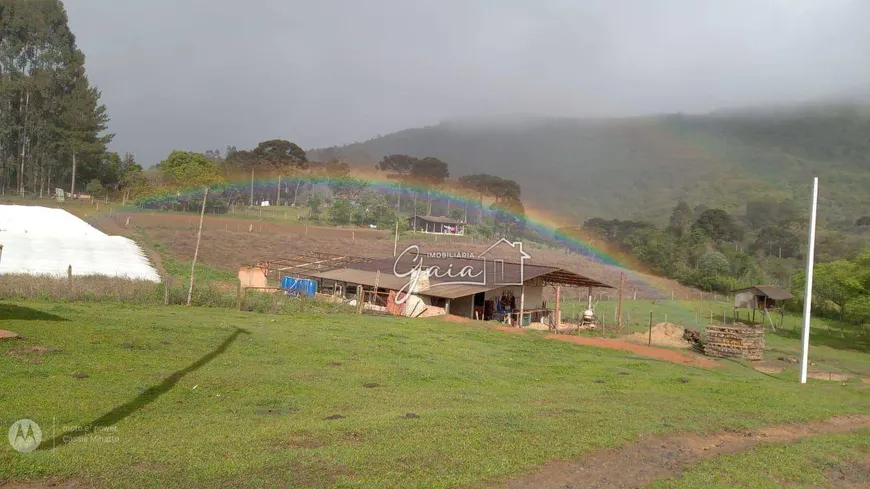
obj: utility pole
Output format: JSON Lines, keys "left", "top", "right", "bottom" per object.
{"left": 249, "top": 168, "right": 254, "bottom": 207}
{"left": 277, "top": 174, "right": 281, "bottom": 206}
{"left": 799, "top": 177, "right": 819, "bottom": 384}
{"left": 187, "top": 187, "right": 209, "bottom": 306}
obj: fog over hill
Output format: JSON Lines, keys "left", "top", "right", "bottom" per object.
{"left": 310, "top": 103, "right": 870, "bottom": 225}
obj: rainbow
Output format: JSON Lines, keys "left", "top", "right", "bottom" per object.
{"left": 133, "top": 170, "right": 681, "bottom": 298}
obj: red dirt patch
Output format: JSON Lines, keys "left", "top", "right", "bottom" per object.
{"left": 440, "top": 315, "right": 524, "bottom": 333}
{"left": 627, "top": 322, "right": 690, "bottom": 349}
{"left": 0, "top": 329, "right": 21, "bottom": 340}
{"left": 499, "top": 415, "right": 870, "bottom": 489}
{"left": 279, "top": 431, "right": 324, "bottom": 449}
{"left": 807, "top": 372, "right": 851, "bottom": 382}
{"left": 440, "top": 314, "right": 476, "bottom": 324}
{"left": 545, "top": 334, "right": 718, "bottom": 368}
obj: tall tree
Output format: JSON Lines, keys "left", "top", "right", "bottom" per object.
{"left": 376, "top": 154, "right": 417, "bottom": 211}
{"left": 118, "top": 152, "right": 145, "bottom": 204}
{"left": 459, "top": 173, "right": 521, "bottom": 223}
{"left": 252, "top": 139, "right": 307, "bottom": 169}
{"left": 0, "top": 1, "right": 113, "bottom": 197}
{"left": 55, "top": 74, "right": 112, "bottom": 196}
{"left": 491, "top": 197, "right": 526, "bottom": 240}
{"left": 158, "top": 150, "right": 223, "bottom": 188}
{"left": 667, "top": 201, "right": 693, "bottom": 237}
{"left": 410, "top": 157, "right": 449, "bottom": 185}
{"left": 693, "top": 209, "right": 743, "bottom": 242}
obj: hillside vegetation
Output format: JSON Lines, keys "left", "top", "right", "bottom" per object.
{"left": 310, "top": 104, "right": 870, "bottom": 226}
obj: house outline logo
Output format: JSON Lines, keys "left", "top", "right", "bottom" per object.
{"left": 8, "top": 419, "right": 41, "bottom": 453}
{"left": 477, "top": 238, "right": 531, "bottom": 286}
{"left": 392, "top": 239, "right": 532, "bottom": 303}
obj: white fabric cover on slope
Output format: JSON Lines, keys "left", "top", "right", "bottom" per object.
{"left": 0, "top": 205, "right": 160, "bottom": 282}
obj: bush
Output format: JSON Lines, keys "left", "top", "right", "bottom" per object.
{"left": 85, "top": 179, "right": 103, "bottom": 196}
{"left": 845, "top": 296, "right": 870, "bottom": 325}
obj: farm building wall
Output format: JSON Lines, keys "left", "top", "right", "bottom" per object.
{"left": 450, "top": 295, "right": 475, "bottom": 317}
{"left": 484, "top": 285, "right": 544, "bottom": 309}
{"left": 238, "top": 266, "right": 268, "bottom": 288}
{"left": 733, "top": 290, "right": 757, "bottom": 309}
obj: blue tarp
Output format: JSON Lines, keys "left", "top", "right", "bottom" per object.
{"left": 280, "top": 276, "right": 317, "bottom": 297}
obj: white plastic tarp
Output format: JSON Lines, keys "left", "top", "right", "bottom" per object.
{"left": 0, "top": 205, "right": 160, "bottom": 282}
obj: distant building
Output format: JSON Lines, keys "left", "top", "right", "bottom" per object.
{"left": 408, "top": 215, "right": 464, "bottom": 235}
{"left": 733, "top": 285, "right": 793, "bottom": 310}
{"left": 732, "top": 284, "right": 793, "bottom": 327}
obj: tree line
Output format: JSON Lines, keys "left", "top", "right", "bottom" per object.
{"left": 791, "top": 251, "right": 870, "bottom": 325}
{"left": 0, "top": 1, "right": 144, "bottom": 199}
{"left": 558, "top": 198, "right": 821, "bottom": 294}
{"left": 143, "top": 145, "right": 529, "bottom": 239}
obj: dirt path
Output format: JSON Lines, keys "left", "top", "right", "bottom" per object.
{"left": 546, "top": 334, "right": 717, "bottom": 368}
{"left": 498, "top": 414, "right": 870, "bottom": 489}
{"left": 441, "top": 317, "right": 717, "bottom": 368}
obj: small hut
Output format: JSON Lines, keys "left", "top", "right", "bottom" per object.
{"left": 408, "top": 215, "right": 464, "bottom": 235}
{"left": 732, "top": 285, "right": 793, "bottom": 327}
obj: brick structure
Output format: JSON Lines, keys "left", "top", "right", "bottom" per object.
{"left": 704, "top": 323, "right": 765, "bottom": 361}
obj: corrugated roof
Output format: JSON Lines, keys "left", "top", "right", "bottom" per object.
{"left": 309, "top": 254, "right": 613, "bottom": 298}
{"left": 409, "top": 215, "right": 462, "bottom": 224}
{"left": 733, "top": 285, "right": 793, "bottom": 301}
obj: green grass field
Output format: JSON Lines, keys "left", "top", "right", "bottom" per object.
{"left": 2, "top": 300, "right": 869, "bottom": 488}
{"left": 648, "top": 430, "right": 870, "bottom": 489}
{"left": 562, "top": 299, "right": 870, "bottom": 379}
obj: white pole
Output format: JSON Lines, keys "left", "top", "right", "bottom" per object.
{"left": 799, "top": 177, "right": 819, "bottom": 384}
{"left": 393, "top": 220, "right": 399, "bottom": 257}
{"left": 187, "top": 186, "right": 209, "bottom": 306}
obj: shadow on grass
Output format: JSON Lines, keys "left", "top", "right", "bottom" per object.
{"left": 772, "top": 327, "right": 870, "bottom": 354}
{"left": 41, "top": 327, "right": 250, "bottom": 450}
{"left": 0, "top": 304, "right": 69, "bottom": 322}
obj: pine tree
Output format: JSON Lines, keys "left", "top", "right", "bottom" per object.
{"left": 0, "top": 0, "right": 113, "bottom": 196}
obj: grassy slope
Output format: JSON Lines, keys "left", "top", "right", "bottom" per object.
{"left": 2, "top": 301, "right": 869, "bottom": 488}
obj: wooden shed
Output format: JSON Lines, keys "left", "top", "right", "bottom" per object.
{"left": 408, "top": 215, "right": 464, "bottom": 235}
{"left": 732, "top": 285, "right": 793, "bottom": 327}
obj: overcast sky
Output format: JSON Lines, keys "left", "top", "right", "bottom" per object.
{"left": 65, "top": 0, "right": 870, "bottom": 165}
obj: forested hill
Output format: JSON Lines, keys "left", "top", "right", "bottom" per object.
{"left": 310, "top": 104, "right": 870, "bottom": 226}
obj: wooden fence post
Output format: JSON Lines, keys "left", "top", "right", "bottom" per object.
{"left": 648, "top": 311, "right": 653, "bottom": 346}
{"left": 616, "top": 272, "right": 625, "bottom": 331}
{"left": 186, "top": 187, "right": 209, "bottom": 306}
